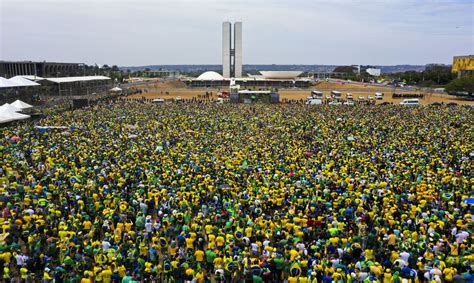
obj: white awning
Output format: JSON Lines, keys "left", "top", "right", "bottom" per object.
{"left": 0, "top": 77, "right": 21, "bottom": 88}
{"left": 46, "top": 76, "right": 111, "bottom": 84}
{"left": 9, "top": 76, "right": 41, "bottom": 87}
{"left": 109, "top": 87, "right": 122, "bottom": 92}
{"left": 11, "top": 99, "right": 34, "bottom": 109}
{"left": 0, "top": 105, "right": 30, "bottom": 122}
{"left": 0, "top": 103, "right": 21, "bottom": 112}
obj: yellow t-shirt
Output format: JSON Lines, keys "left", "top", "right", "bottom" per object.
{"left": 101, "top": 269, "right": 113, "bottom": 283}
{"left": 195, "top": 250, "right": 205, "bottom": 262}
{"left": 186, "top": 238, "right": 194, "bottom": 249}
{"left": 216, "top": 236, "right": 225, "bottom": 247}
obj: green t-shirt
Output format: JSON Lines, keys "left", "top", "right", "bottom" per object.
{"left": 274, "top": 257, "right": 285, "bottom": 270}
{"left": 253, "top": 275, "right": 263, "bottom": 283}
{"left": 205, "top": 250, "right": 216, "bottom": 263}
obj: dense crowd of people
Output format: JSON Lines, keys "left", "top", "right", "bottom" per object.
{"left": 0, "top": 102, "right": 472, "bottom": 283}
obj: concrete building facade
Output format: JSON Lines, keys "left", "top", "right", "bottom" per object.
{"left": 222, "top": 22, "right": 232, "bottom": 78}
{"left": 234, "top": 22, "right": 242, "bottom": 78}
{"left": 222, "top": 22, "right": 242, "bottom": 78}
{"left": 0, "top": 61, "right": 84, "bottom": 78}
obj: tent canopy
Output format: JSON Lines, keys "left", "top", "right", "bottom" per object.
{"left": 11, "top": 100, "right": 34, "bottom": 109}
{"left": 0, "top": 77, "right": 21, "bottom": 88}
{"left": 9, "top": 76, "right": 41, "bottom": 87}
{"left": 0, "top": 114, "right": 15, "bottom": 124}
{"left": 0, "top": 104, "right": 30, "bottom": 123}
{"left": 109, "top": 87, "right": 122, "bottom": 92}
{"left": 46, "top": 76, "right": 110, "bottom": 84}
{"left": 0, "top": 103, "right": 21, "bottom": 113}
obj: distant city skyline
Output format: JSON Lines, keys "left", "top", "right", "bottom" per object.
{"left": 1, "top": 0, "right": 472, "bottom": 66}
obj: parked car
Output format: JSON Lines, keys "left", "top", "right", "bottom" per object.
{"left": 375, "top": 93, "right": 383, "bottom": 100}
{"left": 400, "top": 99, "right": 420, "bottom": 105}
{"left": 152, "top": 98, "right": 165, "bottom": 104}
{"left": 305, "top": 99, "right": 323, "bottom": 105}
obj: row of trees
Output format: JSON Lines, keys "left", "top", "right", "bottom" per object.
{"left": 392, "top": 67, "right": 456, "bottom": 86}
{"left": 445, "top": 77, "right": 474, "bottom": 96}
{"left": 331, "top": 65, "right": 458, "bottom": 86}
{"left": 83, "top": 64, "right": 125, "bottom": 83}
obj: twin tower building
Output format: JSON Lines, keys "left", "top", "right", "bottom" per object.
{"left": 222, "top": 21, "right": 242, "bottom": 78}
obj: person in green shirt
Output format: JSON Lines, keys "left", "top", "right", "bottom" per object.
{"left": 205, "top": 249, "right": 216, "bottom": 272}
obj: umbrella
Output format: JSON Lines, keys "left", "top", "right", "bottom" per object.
{"left": 462, "top": 198, "right": 474, "bottom": 205}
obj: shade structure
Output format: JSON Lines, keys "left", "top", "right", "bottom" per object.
{"left": 0, "top": 77, "right": 21, "bottom": 88}
{"left": 109, "top": 87, "right": 122, "bottom": 92}
{"left": 11, "top": 99, "right": 34, "bottom": 109}
{"left": 0, "top": 114, "right": 15, "bottom": 124}
{"left": 9, "top": 76, "right": 41, "bottom": 87}
{"left": 46, "top": 76, "right": 110, "bottom": 83}
{"left": 0, "top": 104, "right": 30, "bottom": 122}
{"left": 0, "top": 103, "right": 21, "bottom": 113}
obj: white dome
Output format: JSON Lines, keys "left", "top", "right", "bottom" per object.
{"left": 196, "top": 71, "right": 225, "bottom": 80}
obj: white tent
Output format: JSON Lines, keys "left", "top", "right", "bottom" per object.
{"left": 0, "top": 77, "right": 21, "bottom": 88}
{"left": 0, "top": 107, "right": 30, "bottom": 122}
{"left": 11, "top": 100, "right": 34, "bottom": 109}
{"left": 46, "top": 76, "right": 110, "bottom": 83}
{"left": 0, "top": 103, "right": 21, "bottom": 113}
{"left": 9, "top": 76, "right": 41, "bottom": 87}
{"left": 0, "top": 114, "right": 15, "bottom": 124}
{"left": 109, "top": 87, "right": 122, "bottom": 92}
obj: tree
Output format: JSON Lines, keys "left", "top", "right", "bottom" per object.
{"left": 445, "top": 77, "right": 474, "bottom": 96}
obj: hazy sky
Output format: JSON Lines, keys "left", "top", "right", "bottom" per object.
{"left": 1, "top": 0, "right": 473, "bottom": 66}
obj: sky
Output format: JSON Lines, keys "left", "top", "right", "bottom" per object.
{"left": 0, "top": 0, "right": 473, "bottom": 66}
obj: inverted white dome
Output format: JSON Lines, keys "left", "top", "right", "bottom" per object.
{"left": 259, "top": 71, "right": 302, "bottom": 79}
{"left": 196, "top": 71, "right": 225, "bottom": 80}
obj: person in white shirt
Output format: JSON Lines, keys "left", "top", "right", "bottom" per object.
{"left": 102, "top": 240, "right": 111, "bottom": 251}
{"left": 399, "top": 251, "right": 410, "bottom": 263}
{"left": 455, "top": 231, "right": 469, "bottom": 244}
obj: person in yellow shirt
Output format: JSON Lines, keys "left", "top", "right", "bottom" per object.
{"left": 81, "top": 272, "right": 93, "bottom": 283}
{"left": 443, "top": 266, "right": 456, "bottom": 282}
{"left": 185, "top": 236, "right": 194, "bottom": 251}
{"left": 101, "top": 267, "right": 113, "bottom": 283}
{"left": 215, "top": 235, "right": 225, "bottom": 248}
{"left": 289, "top": 249, "right": 299, "bottom": 261}
{"left": 117, "top": 264, "right": 126, "bottom": 278}
{"left": 195, "top": 249, "right": 205, "bottom": 263}
{"left": 195, "top": 269, "right": 205, "bottom": 283}
{"left": 83, "top": 220, "right": 92, "bottom": 230}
